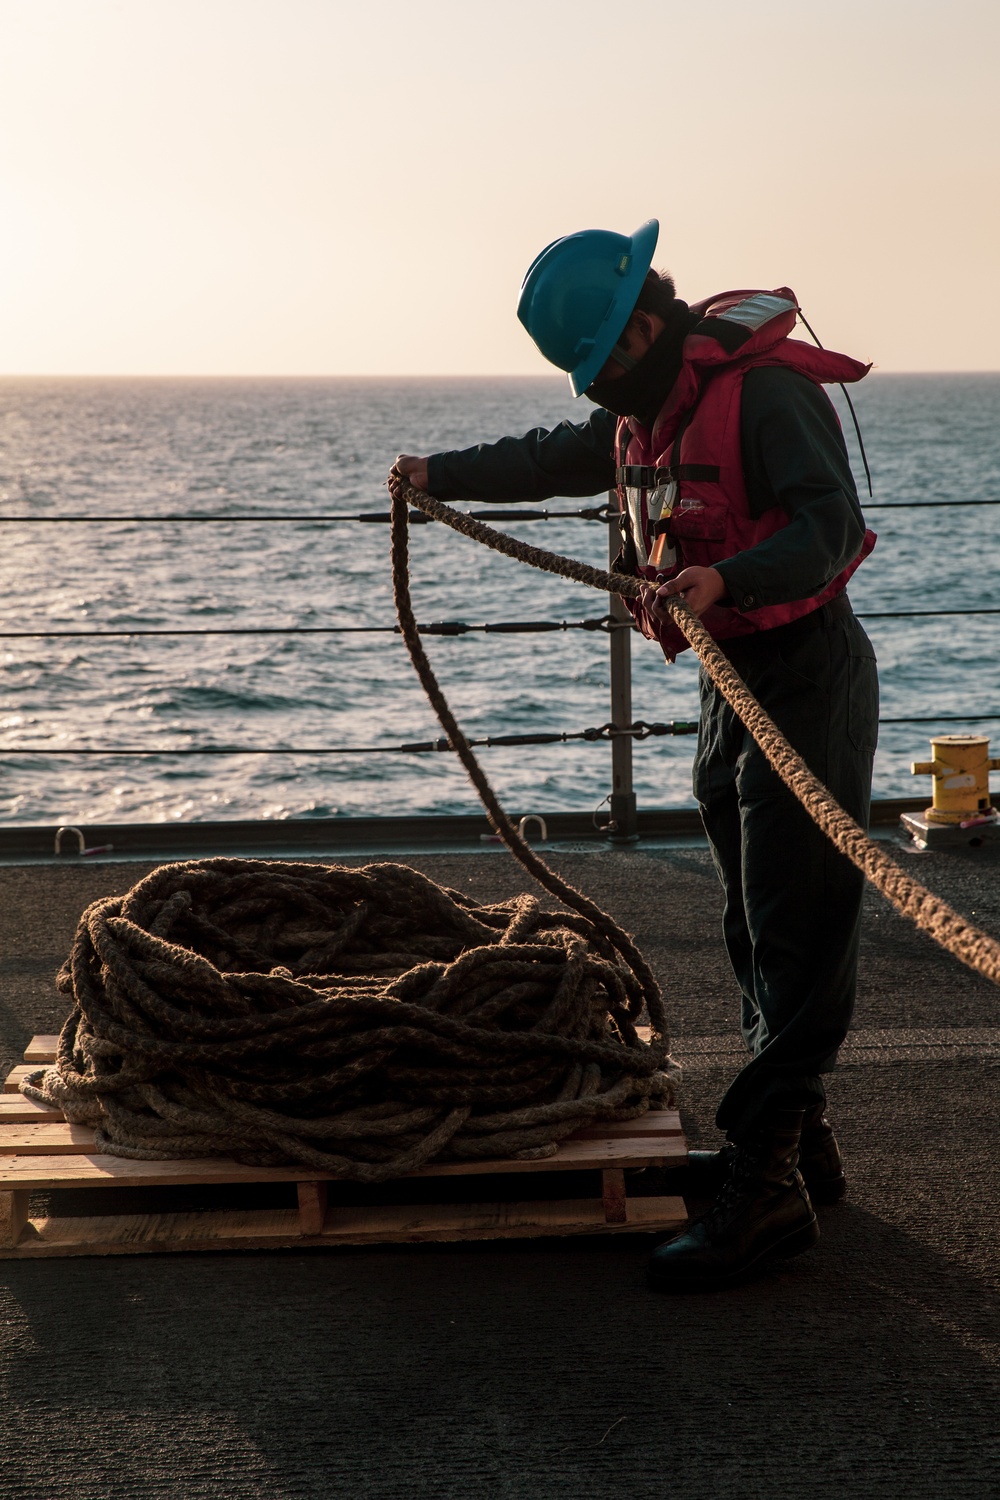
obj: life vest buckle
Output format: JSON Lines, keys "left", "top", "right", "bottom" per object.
{"left": 615, "top": 465, "right": 673, "bottom": 489}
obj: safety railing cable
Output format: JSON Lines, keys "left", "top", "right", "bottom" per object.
{"left": 1, "top": 496, "right": 999, "bottom": 524}
{"left": 863, "top": 499, "right": 1000, "bottom": 509}
{"left": 0, "top": 504, "right": 612, "bottom": 525}
{"left": 878, "top": 713, "right": 1000, "bottom": 724}
{"left": 3, "top": 608, "right": 999, "bottom": 640}
{"left": 4, "top": 486, "right": 1000, "bottom": 819}
{"left": 0, "top": 720, "right": 701, "bottom": 757}
{"left": 855, "top": 608, "right": 1000, "bottom": 619}
{"left": 0, "top": 616, "right": 629, "bottom": 639}
{"left": 7, "top": 712, "right": 1000, "bottom": 760}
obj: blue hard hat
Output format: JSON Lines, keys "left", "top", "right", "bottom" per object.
{"left": 516, "top": 220, "right": 660, "bottom": 397}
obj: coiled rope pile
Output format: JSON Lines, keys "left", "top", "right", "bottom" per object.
{"left": 23, "top": 860, "right": 672, "bottom": 1178}
{"left": 21, "top": 477, "right": 678, "bottom": 1176}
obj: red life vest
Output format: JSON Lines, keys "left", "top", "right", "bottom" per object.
{"left": 615, "top": 288, "right": 877, "bottom": 661}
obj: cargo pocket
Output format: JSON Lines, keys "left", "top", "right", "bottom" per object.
{"left": 667, "top": 490, "right": 728, "bottom": 544}
{"left": 848, "top": 645, "right": 879, "bottom": 754}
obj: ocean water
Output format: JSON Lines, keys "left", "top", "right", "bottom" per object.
{"left": 0, "top": 372, "right": 998, "bottom": 826}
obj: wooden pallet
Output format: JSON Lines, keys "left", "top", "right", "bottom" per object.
{"left": 0, "top": 1038, "right": 688, "bottom": 1258}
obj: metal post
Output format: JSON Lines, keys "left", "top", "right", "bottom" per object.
{"left": 607, "top": 496, "right": 639, "bottom": 842}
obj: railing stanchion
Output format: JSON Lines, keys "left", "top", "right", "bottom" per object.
{"left": 607, "top": 494, "right": 638, "bottom": 843}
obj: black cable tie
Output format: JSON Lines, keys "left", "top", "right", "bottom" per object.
{"left": 464, "top": 509, "right": 551, "bottom": 522}
{"left": 356, "top": 509, "right": 432, "bottom": 525}
{"left": 398, "top": 738, "right": 453, "bottom": 753}
{"left": 473, "top": 732, "right": 573, "bottom": 748}
{"left": 581, "top": 615, "right": 620, "bottom": 632}
{"left": 461, "top": 507, "right": 612, "bottom": 523}
{"left": 408, "top": 622, "right": 471, "bottom": 636}
{"left": 637, "top": 720, "right": 699, "bottom": 737}
{"left": 480, "top": 621, "right": 569, "bottom": 635}
{"left": 607, "top": 721, "right": 700, "bottom": 739}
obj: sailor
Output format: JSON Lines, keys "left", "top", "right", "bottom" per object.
{"left": 396, "top": 220, "right": 879, "bottom": 1292}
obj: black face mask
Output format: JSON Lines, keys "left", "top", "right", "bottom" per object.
{"left": 584, "top": 300, "right": 698, "bottom": 425}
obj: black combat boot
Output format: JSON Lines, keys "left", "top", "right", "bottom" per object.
{"left": 683, "top": 1103, "right": 846, "bottom": 1205}
{"left": 797, "top": 1104, "right": 845, "bottom": 1202}
{"left": 647, "top": 1107, "right": 819, "bottom": 1293}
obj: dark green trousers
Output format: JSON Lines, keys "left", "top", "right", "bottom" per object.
{"left": 693, "top": 597, "right": 879, "bottom": 1140}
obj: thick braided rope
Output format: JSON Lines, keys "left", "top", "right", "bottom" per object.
{"left": 389, "top": 468, "right": 1000, "bottom": 989}
{"left": 22, "top": 859, "right": 676, "bottom": 1178}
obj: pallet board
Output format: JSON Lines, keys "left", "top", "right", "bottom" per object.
{"left": 0, "top": 1097, "right": 63, "bottom": 1123}
{"left": 0, "top": 1036, "right": 688, "bottom": 1258}
{"left": 5, "top": 1065, "right": 40, "bottom": 1094}
{"left": 24, "top": 1036, "right": 59, "bottom": 1064}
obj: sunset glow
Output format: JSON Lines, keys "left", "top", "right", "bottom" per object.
{"left": 1, "top": 0, "right": 996, "bottom": 375}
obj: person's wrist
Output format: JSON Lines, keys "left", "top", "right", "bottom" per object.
{"left": 707, "top": 567, "right": 727, "bottom": 606}
{"left": 709, "top": 565, "right": 734, "bottom": 608}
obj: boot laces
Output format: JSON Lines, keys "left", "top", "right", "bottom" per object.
{"left": 703, "top": 1143, "right": 757, "bottom": 1221}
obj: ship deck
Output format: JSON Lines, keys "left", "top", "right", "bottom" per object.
{"left": 1, "top": 833, "right": 998, "bottom": 1498}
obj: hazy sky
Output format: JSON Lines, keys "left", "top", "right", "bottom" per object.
{"left": 1, "top": 0, "right": 997, "bottom": 375}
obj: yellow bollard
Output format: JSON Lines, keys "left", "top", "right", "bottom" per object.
{"left": 911, "top": 735, "right": 1000, "bottom": 825}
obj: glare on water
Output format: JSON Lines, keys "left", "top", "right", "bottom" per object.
{"left": 0, "top": 372, "right": 998, "bottom": 824}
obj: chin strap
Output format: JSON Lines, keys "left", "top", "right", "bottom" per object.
{"left": 609, "top": 341, "right": 638, "bottom": 372}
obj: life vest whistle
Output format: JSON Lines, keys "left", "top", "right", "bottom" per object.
{"left": 645, "top": 481, "right": 678, "bottom": 573}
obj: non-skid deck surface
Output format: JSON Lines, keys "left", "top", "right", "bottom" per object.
{"left": 0, "top": 1037, "right": 687, "bottom": 1258}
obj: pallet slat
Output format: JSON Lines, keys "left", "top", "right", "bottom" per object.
{"left": 5, "top": 1066, "right": 39, "bottom": 1094}
{"left": 24, "top": 1037, "right": 59, "bottom": 1064}
{"left": 0, "top": 1129, "right": 687, "bottom": 1189}
{"left": 0, "top": 1124, "right": 104, "bottom": 1155}
{"left": 0, "top": 1108, "right": 680, "bottom": 1137}
{"left": 569, "top": 1110, "right": 682, "bottom": 1140}
{"left": 0, "top": 1098, "right": 64, "bottom": 1123}
{"left": 0, "top": 1194, "right": 688, "bottom": 1258}
{"left": 0, "top": 1110, "right": 682, "bottom": 1157}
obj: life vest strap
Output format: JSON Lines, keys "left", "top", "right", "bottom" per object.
{"left": 615, "top": 462, "right": 720, "bottom": 487}
{"left": 616, "top": 464, "right": 672, "bottom": 487}
{"left": 673, "top": 463, "right": 721, "bottom": 482}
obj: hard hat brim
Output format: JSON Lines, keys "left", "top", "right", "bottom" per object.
{"left": 567, "top": 219, "right": 660, "bottom": 398}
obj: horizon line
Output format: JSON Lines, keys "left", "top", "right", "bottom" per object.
{"left": 1, "top": 368, "right": 999, "bottom": 380}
